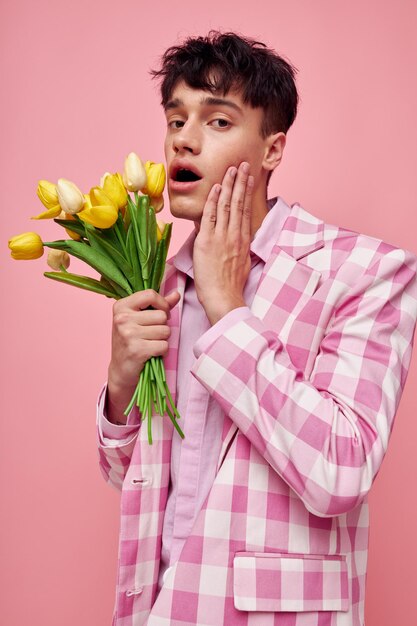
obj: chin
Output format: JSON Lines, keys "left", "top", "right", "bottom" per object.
{"left": 168, "top": 196, "right": 203, "bottom": 221}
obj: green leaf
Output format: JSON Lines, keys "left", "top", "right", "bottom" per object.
{"left": 150, "top": 223, "right": 172, "bottom": 292}
{"left": 106, "top": 278, "right": 128, "bottom": 299}
{"left": 115, "top": 212, "right": 127, "bottom": 242}
{"left": 127, "top": 195, "right": 146, "bottom": 282}
{"left": 150, "top": 240, "right": 165, "bottom": 292}
{"left": 138, "top": 194, "right": 149, "bottom": 250}
{"left": 99, "top": 275, "right": 118, "bottom": 293}
{"left": 44, "top": 271, "right": 119, "bottom": 298}
{"left": 126, "top": 225, "right": 144, "bottom": 291}
{"left": 147, "top": 201, "right": 157, "bottom": 270}
{"left": 83, "top": 223, "right": 135, "bottom": 290}
{"left": 53, "top": 218, "right": 86, "bottom": 237}
{"left": 43, "top": 239, "right": 132, "bottom": 295}
{"left": 103, "top": 223, "right": 121, "bottom": 249}
{"left": 163, "top": 220, "right": 172, "bottom": 249}
{"left": 138, "top": 195, "right": 151, "bottom": 281}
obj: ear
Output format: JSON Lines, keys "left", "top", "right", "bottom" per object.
{"left": 262, "top": 132, "right": 286, "bottom": 173}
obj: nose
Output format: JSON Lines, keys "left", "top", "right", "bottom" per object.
{"left": 171, "top": 119, "right": 201, "bottom": 154}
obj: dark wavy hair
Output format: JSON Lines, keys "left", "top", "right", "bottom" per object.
{"left": 149, "top": 30, "right": 299, "bottom": 186}
{"left": 150, "top": 30, "right": 299, "bottom": 185}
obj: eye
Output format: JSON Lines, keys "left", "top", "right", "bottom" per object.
{"left": 211, "top": 119, "right": 230, "bottom": 128}
{"left": 167, "top": 120, "right": 184, "bottom": 129}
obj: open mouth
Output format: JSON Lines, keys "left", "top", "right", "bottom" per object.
{"left": 173, "top": 168, "right": 203, "bottom": 182}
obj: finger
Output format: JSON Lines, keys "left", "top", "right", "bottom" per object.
{"left": 165, "top": 290, "right": 180, "bottom": 302}
{"left": 228, "top": 162, "right": 250, "bottom": 233}
{"left": 215, "top": 165, "right": 238, "bottom": 234}
{"left": 114, "top": 308, "right": 169, "bottom": 328}
{"left": 165, "top": 290, "right": 181, "bottom": 313}
{"left": 200, "top": 183, "right": 221, "bottom": 234}
{"left": 114, "top": 288, "right": 171, "bottom": 316}
{"left": 139, "top": 324, "right": 171, "bottom": 341}
{"left": 241, "top": 175, "right": 254, "bottom": 241}
{"left": 136, "top": 309, "right": 170, "bottom": 325}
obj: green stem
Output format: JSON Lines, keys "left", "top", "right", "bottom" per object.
{"left": 165, "top": 382, "right": 181, "bottom": 421}
{"left": 159, "top": 357, "right": 166, "bottom": 383}
{"left": 123, "top": 371, "right": 143, "bottom": 417}
{"left": 155, "top": 386, "right": 163, "bottom": 415}
{"left": 124, "top": 358, "right": 184, "bottom": 443}
{"left": 114, "top": 220, "right": 129, "bottom": 257}
{"left": 165, "top": 403, "right": 185, "bottom": 439}
{"left": 138, "top": 362, "right": 148, "bottom": 413}
{"left": 150, "top": 357, "right": 167, "bottom": 399}
{"left": 147, "top": 375, "right": 152, "bottom": 445}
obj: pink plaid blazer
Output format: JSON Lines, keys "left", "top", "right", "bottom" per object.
{"left": 97, "top": 200, "right": 417, "bottom": 626}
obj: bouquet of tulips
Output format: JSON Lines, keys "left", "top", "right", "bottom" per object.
{"left": 8, "top": 151, "right": 184, "bottom": 445}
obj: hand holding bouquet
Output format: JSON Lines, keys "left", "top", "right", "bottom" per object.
{"left": 8, "top": 152, "right": 184, "bottom": 444}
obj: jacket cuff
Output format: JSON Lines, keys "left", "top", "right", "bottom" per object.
{"left": 97, "top": 382, "right": 141, "bottom": 442}
{"left": 193, "top": 306, "right": 253, "bottom": 359}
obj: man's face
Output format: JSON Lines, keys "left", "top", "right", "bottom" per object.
{"left": 163, "top": 79, "right": 272, "bottom": 225}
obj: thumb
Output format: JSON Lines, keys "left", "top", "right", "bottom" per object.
{"left": 166, "top": 290, "right": 181, "bottom": 307}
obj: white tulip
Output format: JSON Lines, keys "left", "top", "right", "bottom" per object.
{"left": 47, "top": 249, "right": 70, "bottom": 271}
{"left": 122, "top": 152, "right": 147, "bottom": 192}
{"left": 56, "top": 178, "right": 85, "bottom": 214}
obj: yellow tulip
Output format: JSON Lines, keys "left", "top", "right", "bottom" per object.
{"left": 156, "top": 219, "right": 166, "bottom": 242}
{"left": 77, "top": 187, "right": 118, "bottom": 229}
{"left": 8, "top": 232, "right": 44, "bottom": 260}
{"left": 143, "top": 161, "right": 166, "bottom": 197}
{"left": 31, "top": 205, "right": 62, "bottom": 220}
{"left": 32, "top": 180, "right": 61, "bottom": 219}
{"left": 122, "top": 152, "right": 147, "bottom": 192}
{"left": 150, "top": 194, "right": 164, "bottom": 214}
{"left": 37, "top": 180, "right": 59, "bottom": 208}
{"left": 78, "top": 205, "right": 118, "bottom": 229}
{"left": 57, "top": 210, "right": 81, "bottom": 241}
{"left": 57, "top": 178, "right": 85, "bottom": 214}
{"left": 102, "top": 172, "right": 128, "bottom": 210}
{"left": 90, "top": 186, "right": 119, "bottom": 210}
{"left": 47, "top": 249, "right": 70, "bottom": 271}
{"left": 99, "top": 171, "right": 112, "bottom": 188}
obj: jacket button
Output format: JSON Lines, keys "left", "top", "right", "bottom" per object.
{"left": 163, "top": 566, "right": 173, "bottom": 584}
{"left": 131, "top": 477, "right": 152, "bottom": 486}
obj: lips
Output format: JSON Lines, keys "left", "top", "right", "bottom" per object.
{"left": 169, "top": 161, "right": 203, "bottom": 181}
{"left": 168, "top": 178, "right": 202, "bottom": 193}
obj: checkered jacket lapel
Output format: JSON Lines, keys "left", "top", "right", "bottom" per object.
{"left": 214, "top": 204, "right": 325, "bottom": 472}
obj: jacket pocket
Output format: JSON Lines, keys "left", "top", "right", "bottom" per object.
{"left": 233, "top": 551, "right": 349, "bottom": 612}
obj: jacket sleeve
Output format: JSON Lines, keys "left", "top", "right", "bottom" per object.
{"left": 96, "top": 382, "right": 141, "bottom": 492}
{"left": 190, "top": 248, "right": 417, "bottom": 517}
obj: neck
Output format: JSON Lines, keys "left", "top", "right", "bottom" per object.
{"left": 250, "top": 183, "right": 269, "bottom": 240}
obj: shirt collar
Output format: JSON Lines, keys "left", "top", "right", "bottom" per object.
{"left": 172, "top": 196, "right": 291, "bottom": 279}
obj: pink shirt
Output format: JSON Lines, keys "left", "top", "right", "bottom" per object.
{"left": 97, "top": 195, "right": 290, "bottom": 592}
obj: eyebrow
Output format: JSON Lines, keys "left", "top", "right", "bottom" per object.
{"left": 164, "top": 96, "right": 243, "bottom": 115}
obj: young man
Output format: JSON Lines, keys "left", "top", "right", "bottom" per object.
{"left": 96, "top": 31, "right": 417, "bottom": 626}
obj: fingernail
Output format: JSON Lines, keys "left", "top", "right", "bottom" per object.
{"left": 242, "top": 163, "right": 250, "bottom": 173}
{"left": 229, "top": 167, "right": 237, "bottom": 178}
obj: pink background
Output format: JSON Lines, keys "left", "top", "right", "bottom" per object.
{"left": 1, "top": 1, "right": 416, "bottom": 624}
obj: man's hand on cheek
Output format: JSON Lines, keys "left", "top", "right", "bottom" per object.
{"left": 192, "top": 161, "right": 254, "bottom": 326}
